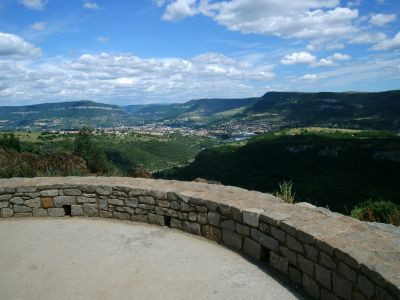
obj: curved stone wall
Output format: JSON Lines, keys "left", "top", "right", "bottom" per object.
{"left": 0, "top": 177, "right": 398, "bottom": 300}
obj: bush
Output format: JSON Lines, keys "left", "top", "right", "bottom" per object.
{"left": 275, "top": 180, "right": 296, "bottom": 204}
{"left": 0, "top": 133, "right": 21, "bottom": 152}
{"left": 351, "top": 200, "right": 400, "bottom": 225}
{"left": 74, "top": 126, "right": 106, "bottom": 174}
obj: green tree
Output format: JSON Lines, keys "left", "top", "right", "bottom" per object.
{"left": 0, "top": 133, "right": 22, "bottom": 152}
{"left": 74, "top": 126, "right": 106, "bottom": 173}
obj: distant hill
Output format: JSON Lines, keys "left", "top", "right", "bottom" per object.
{"left": 124, "top": 90, "right": 400, "bottom": 131}
{"left": 1, "top": 91, "right": 399, "bottom": 130}
{"left": 0, "top": 100, "right": 133, "bottom": 130}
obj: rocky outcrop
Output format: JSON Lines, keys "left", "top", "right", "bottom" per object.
{"left": 0, "top": 177, "right": 398, "bottom": 300}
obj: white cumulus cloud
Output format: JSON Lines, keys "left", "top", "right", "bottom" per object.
{"left": 0, "top": 32, "right": 41, "bottom": 58}
{"left": 161, "top": 0, "right": 359, "bottom": 41}
{"left": 19, "top": 0, "right": 47, "bottom": 10}
{"left": 83, "top": 1, "right": 100, "bottom": 10}
{"left": 371, "top": 32, "right": 400, "bottom": 51}
{"left": 281, "top": 52, "right": 317, "bottom": 65}
{"left": 31, "top": 22, "right": 47, "bottom": 31}
{"left": 162, "top": 0, "right": 199, "bottom": 21}
{"left": 370, "top": 14, "right": 396, "bottom": 27}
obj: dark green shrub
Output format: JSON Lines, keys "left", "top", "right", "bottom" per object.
{"left": 74, "top": 126, "right": 106, "bottom": 174}
{"left": 0, "top": 133, "right": 21, "bottom": 152}
{"left": 351, "top": 200, "right": 400, "bottom": 225}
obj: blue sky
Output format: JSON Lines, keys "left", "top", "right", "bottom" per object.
{"left": 0, "top": 0, "right": 399, "bottom": 105}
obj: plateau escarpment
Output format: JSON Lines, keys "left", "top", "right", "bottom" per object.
{"left": 0, "top": 177, "right": 399, "bottom": 300}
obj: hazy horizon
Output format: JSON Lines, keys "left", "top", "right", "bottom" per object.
{"left": 0, "top": 0, "right": 399, "bottom": 106}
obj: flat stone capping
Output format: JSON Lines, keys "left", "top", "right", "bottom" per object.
{"left": 0, "top": 177, "right": 399, "bottom": 300}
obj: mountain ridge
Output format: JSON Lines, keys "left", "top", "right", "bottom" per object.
{"left": 0, "top": 90, "right": 399, "bottom": 131}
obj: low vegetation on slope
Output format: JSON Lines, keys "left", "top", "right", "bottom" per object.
{"left": 156, "top": 128, "right": 400, "bottom": 215}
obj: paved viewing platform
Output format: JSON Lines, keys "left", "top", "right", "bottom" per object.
{"left": 0, "top": 177, "right": 399, "bottom": 300}
{"left": 0, "top": 218, "right": 305, "bottom": 300}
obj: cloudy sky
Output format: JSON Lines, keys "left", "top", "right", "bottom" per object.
{"left": 0, "top": 0, "right": 399, "bottom": 105}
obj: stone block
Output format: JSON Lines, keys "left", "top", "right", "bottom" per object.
{"left": 64, "top": 189, "right": 81, "bottom": 196}
{"left": 14, "top": 205, "right": 32, "bottom": 213}
{"left": 108, "top": 199, "right": 124, "bottom": 206}
{"left": 332, "top": 273, "right": 353, "bottom": 300}
{"left": 202, "top": 225, "right": 221, "bottom": 242}
{"left": 181, "top": 202, "right": 194, "bottom": 212}
{"left": 83, "top": 203, "right": 98, "bottom": 217}
{"left": 321, "top": 289, "right": 340, "bottom": 300}
{"left": 138, "top": 204, "right": 154, "bottom": 210}
{"left": 270, "top": 226, "right": 286, "bottom": 243}
{"left": 78, "top": 185, "right": 96, "bottom": 193}
{"left": 98, "top": 198, "right": 108, "bottom": 210}
{"left": 170, "top": 218, "right": 183, "bottom": 229}
{"left": 0, "top": 194, "right": 12, "bottom": 201}
{"left": 33, "top": 208, "right": 47, "bottom": 217}
{"left": 195, "top": 205, "right": 207, "bottom": 213}
{"left": 24, "top": 198, "right": 41, "bottom": 208}
{"left": 205, "top": 200, "right": 218, "bottom": 211}
{"left": 77, "top": 197, "right": 96, "bottom": 204}
{"left": 357, "top": 275, "right": 374, "bottom": 299}
{"left": 259, "top": 222, "right": 269, "bottom": 233}
{"left": 95, "top": 186, "right": 112, "bottom": 195}
{"left": 220, "top": 220, "right": 235, "bottom": 231}
{"left": 0, "top": 202, "right": 8, "bottom": 208}
{"left": 197, "top": 213, "right": 207, "bottom": 224}
{"left": 149, "top": 190, "right": 167, "bottom": 200}
{"left": 170, "top": 201, "right": 180, "bottom": 210}
{"left": 250, "top": 228, "right": 279, "bottom": 251}
{"left": 113, "top": 212, "right": 131, "bottom": 220}
{"left": 243, "top": 208, "right": 263, "bottom": 227}
{"left": 353, "top": 291, "right": 367, "bottom": 300}
{"left": 138, "top": 196, "right": 155, "bottom": 205}
{"left": 315, "top": 264, "right": 331, "bottom": 289}
{"left": 125, "top": 198, "right": 138, "bottom": 208}
{"left": 280, "top": 246, "right": 297, "bottom": 266}
{"left": 303, "top": 274, "right": 320, "bottom": 299}
{"left": 148, "top": 213, "right": 165, "bottom": 226}
{"left": 269, "top": 251, "right": 289, "bottom": 274}
{"left": 17, "top": 186, "right": 37, "bottom": 193}
{"left": 48, "top": 208, "right": 65, "bottom": 217}
{"left": 1, "top": 208, "right": 13, "bottom": 218}
{"left": 132, "top": 215, "right": 147, "bottom": 223}
{"left": 286, "top": 235, "right": 304, "bottom": 253}
{"left": 26, "top": 192, "right": 40, "bottom": 199}
{"left": 14, "top": 213, "right": 32, "bottom": 218}
{"left": 288, "top": 266, "right": 302, "bottom": 286}
{"left": 99, "top": 210, "right": 112, "bottom": 218}
{"left": 298, "top": 255, "right": 314, "bottom": 277}
{"left": 222, "top": 229, "right": 242, "bottom": 251}
{"left": 54, "top": 196, "right": 77, "bottom": 207}
{"left": 235, "top": 223, "right": 250, "bottom": 236}
{"left": 188, "top": 212, "right": 197, "bottom": 222}
{"left": 187, "top": 196, "right": 204, "bottom": 206}
{"left": 10, "top": 197, "right": 24, "bottom": 205}
{"left": 232, "top": 207, "right": 242, "bottom": 222}
{"left": 71, "top": 205, "right": 83, "bottom": 216}
{"left": 320, "top": 252, "right": 336, "bottom": 270}
{"left": 41, "top": 197, "right": 54, "bottom": 209}
{"left": 304, "top": 244, "right": 319, "bottom": 261}
{"left": 218, "top": 204, "right": 232, "bottom": 217}
{"left": 243, "top": 238, "right": 264, "bottom": 260}
{"left": 208, "top": 211, "right": 220, "bottom": 226}
{"left": 340, "top": 262, "right": 356, "bottom": 282}
{"left": 183, "top": 221, "right": 201, "bottom": 235}
{"left": 156, "top": 200, "right": 170, "bottom": 208}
